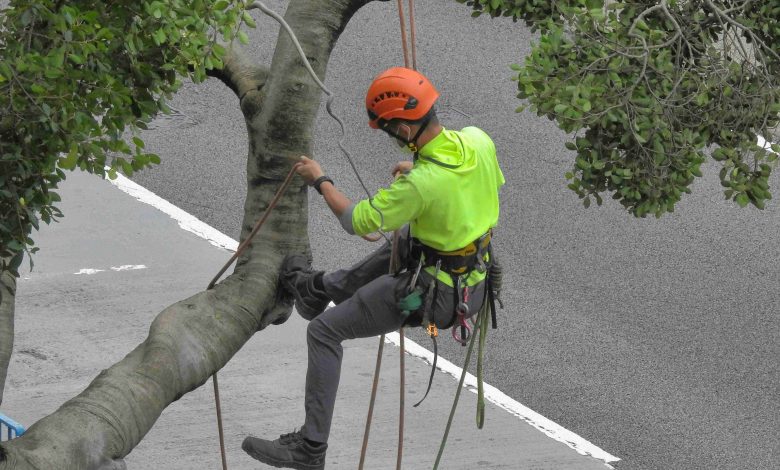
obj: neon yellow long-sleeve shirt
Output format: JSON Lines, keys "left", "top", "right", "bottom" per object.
{"left": 348, "top": 127, "right": 505, "bottom": 287}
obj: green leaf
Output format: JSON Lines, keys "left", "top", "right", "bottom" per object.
{"left": 154, "top": 29, "right": 167, "bottom": 45}
{"left": 132, "top": 137, "right": 145, "bottom": 149}
{"left": 237, "top": 30, "right": 249, "bottom": 45}
{"left": 243, "top": 11, "right": 257, "bottom": 28}
{"left": 581, "top": 100, "right": 592, "bottom": 112}
{"left": 736, "top": 193, "right": 749, "bottom": 208}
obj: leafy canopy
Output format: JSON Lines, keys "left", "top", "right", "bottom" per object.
{"left": 0, "top": 0, "right": 254, "bottom": 274}
{"left": 460, "top": 0, "right": 780, "bottom": 217}
{"left": 3, "top": 0, "right": 780, "bottom": 276}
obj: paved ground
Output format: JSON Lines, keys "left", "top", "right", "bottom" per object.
{"left": 124, "top": 1, "right": 780, "bottom": 469}
{"left": 3, "top": 170, "right": 612, "bottom": 469}
{"left": 2, "top": 0, "right": 779, "bottom": 468}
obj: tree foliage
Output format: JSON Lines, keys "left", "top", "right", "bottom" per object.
{"left": 460, "top": 0, "right": 780, "bottom": 217}
{"left": 0, "top": 0, "right": 253, "bottom": 274}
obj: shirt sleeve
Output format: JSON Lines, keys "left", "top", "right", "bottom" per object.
{"left": 351, "top": 175, "right": 425, "bottom": 236}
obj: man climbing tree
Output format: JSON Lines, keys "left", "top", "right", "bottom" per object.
{"left": 241, "top": 66, "right": 504, "bottom": 469}
{"left": 1, "top": 0, "right": 779, "bottom": 468}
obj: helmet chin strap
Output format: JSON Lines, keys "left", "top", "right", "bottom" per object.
{"left": 383, "top": 113, "right": 432, "bottom": 156}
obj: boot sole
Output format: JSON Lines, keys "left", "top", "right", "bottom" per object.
{"left": 242, "top": 446, "right": 325, "bottom": 470}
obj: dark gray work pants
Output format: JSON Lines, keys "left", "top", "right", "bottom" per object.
{"left": 300, "top": 230, "right": 485, "bottom": 443}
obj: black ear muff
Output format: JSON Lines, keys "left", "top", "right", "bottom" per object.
{"left": 404, "top": 96, "right": 418, "bottom": 110}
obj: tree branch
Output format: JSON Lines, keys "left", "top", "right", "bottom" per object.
{"left": 0, "top": 0, "right": 376, "bottom": 467}
{"left": 207, "top": 42, "right": 270, "bottom": 119}
{"left": 0, "top": 267, "right": 16, "bottom": 407}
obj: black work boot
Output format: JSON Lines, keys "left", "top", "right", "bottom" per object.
{"left": 279, "top": 255, "right": 331, "bottom": 320}
{"left": 242, "top": 430, "right": 327, "bottom": 470}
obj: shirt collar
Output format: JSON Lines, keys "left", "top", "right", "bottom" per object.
{"left": 417, "top": 128, "right": 448, "bottom": 158}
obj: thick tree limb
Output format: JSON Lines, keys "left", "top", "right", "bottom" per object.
{"left": 207, "top": 43, "right": 270, "bottom": 119}
{"left": 0, "top": 0, "right": 374, "bottom": 468}
{"left": 0, "top": 267, "right": 16, "bottom": 408}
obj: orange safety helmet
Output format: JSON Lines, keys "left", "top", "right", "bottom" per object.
{"left": 365, "top": 67, "right": 439, "bottom": 130}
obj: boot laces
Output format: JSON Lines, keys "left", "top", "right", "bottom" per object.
{"left": 279, "top": 430, "right": 304, "bottom": 445}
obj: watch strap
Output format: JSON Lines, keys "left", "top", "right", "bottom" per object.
{"left": 313, "top": 175, "right": 334, "bottom": 195}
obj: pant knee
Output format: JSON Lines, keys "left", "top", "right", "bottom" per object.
{"left": 307, "top": 316, "right": 334, "bottom": 344}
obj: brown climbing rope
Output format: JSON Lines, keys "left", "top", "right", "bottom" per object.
{"left": 208, "top": 165, "right": 299, "bottom": 470}
{"left": 359, "top": 1, "right": 418, "bottom": 469}
{"left": 209, "top": 1, "right": 421, "bottom": 468}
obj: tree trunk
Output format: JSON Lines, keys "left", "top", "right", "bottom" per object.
{"left": 0, "top": 268, "right": 16, "bottom": 408}
{"left": 0, "top": 0, "right": 372, "bottom": 467}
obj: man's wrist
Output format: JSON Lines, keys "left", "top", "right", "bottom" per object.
{"left": 312, "top": 175, "right": 334, "bottom": 195}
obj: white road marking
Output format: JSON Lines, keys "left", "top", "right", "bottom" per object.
{"left": 103, "top": 175, "right": 624, "bottom": 467}
{"left": 758, "top": 135, "right": 772, "bottom": 150}
{"left": 74, "top": 269, "right": 106, "bottom": 275}
{"left": 385, "top": 332, "right": 620, "bottom": 466}
{"left": 105, "top": 172, "right": 238, "bottom": 252}
{"left": 73, "top": 265, "right": 147, "bottom": 275}
{"left": 110, "top": 265, "right": 147, "bottom": 271}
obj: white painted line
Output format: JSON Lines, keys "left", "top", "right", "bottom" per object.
{"left": 385, "top": 332, "right": 620, "bottom": 467}
{"left": 110, "top": 264, "right": 147, "bottom": 271}
{"left": 758, "top": 135, "right": 779, "bottom": 153}
{"left": 73, "top": 265, "right": 147, "bottom": 275}
{"left": 105, "top": 172, "right": 620, "bottom": 468}
{"left": 74, "top": 268, "right": 106, "bottom": 275}
{"left": 105, "top": 172, "right": 238, "bottom": 253}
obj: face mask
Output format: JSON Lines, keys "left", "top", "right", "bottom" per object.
{"left": 393, "top": 123, "right": 416, "bottom": 153}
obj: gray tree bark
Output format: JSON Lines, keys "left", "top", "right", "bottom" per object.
{"left": 0, "top": 266, "right": 16, "bottom": 408}
{"left": 0, "top": 0, "right": 373, "bottom": 467}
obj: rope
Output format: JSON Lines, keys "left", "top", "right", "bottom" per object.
{"left": 397, "top": 328, "right": 405, "bottom": 470}
{"left": 360, "top": 2, "right": 419, "bottom": 468}
{"left": 432, "top": 304, "right": 485, "bottom": 470}
{"left": 212, "top": 373, "right": 228, "bottom": 470}
{"left": 476, "top": 297, "right": 489, "bottom": 429}
{"left": 237, "top": 3, "right": 419, "bottom": 469}
{"left": 408, "top": 0, "right": 418, "bottom": 71}
{"left": 250, "top": 0, "right": 390, "bottom": 244}
{"left": 208, "top": 166, "right": 299, "bottom": 470}
{"left": 358, "top": 334, "right": 384, "bottom": 469}
{"left": 395, "top": 0, "right": 411, "bottom": 69}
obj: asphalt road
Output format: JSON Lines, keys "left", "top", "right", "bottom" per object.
{"left": 128, "top": 1, "right": 780, "bottom": 469}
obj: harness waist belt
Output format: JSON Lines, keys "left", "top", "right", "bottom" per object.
{"left": 410, "top": 231, "right": 492, "bottom": 275}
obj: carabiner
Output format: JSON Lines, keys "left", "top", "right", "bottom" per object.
{"left": 451, "top": 313, "right": 472, "bottom": 346}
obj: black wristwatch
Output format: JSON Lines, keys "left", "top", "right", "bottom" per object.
{"left": 312, "top": 175, "right": 334, "bottom": 195}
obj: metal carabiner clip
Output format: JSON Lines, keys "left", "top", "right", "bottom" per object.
{"left": 452, "top": 309, "right": 472, "bottom": 346}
